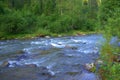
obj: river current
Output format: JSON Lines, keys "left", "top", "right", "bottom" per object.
{"left": 0, "top": 34, "right": 115, "bottom": 80}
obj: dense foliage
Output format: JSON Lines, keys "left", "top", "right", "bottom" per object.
{"left": 0, "top": 0, "right": 99, "bottom": 38}
{"left": 99, "top": 0, "right": 120, "bottom": 80}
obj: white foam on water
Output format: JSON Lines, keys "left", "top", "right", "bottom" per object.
{"left": 72, "top": 39, "right": 83, "bottom": 43}
{"left": 8, "top": 61, "right": 17, "bottom": 64}
{"left": 65, "top": 54, "right": 82, "bottom": 57}
{"left": 23, "top": 48, "right": 31, "bottom": 53}
{"left": 8, "top": 60, "right": 21, "bottom": 67}
{"left": 50, "top": 43, "right": 65, "bottom": 48}
{"left": 23, "top": 47, "right": 37, "bottom": 54}
{"left": 57, "top": 42, "right": 63, "bottom": 45}
{"left": 48, "top": 69, "right": 56, "bottom": 76}
{"left": 72, "top": 39, "right": 93, "bottom": 44}
{"left": 31, "top": 41, "right": 42, "bottom": 45}
{"left": 46, "top": 63, "right": 56, "bottom": 69}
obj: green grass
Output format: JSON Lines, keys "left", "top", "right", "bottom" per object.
{"left": 99, "top": 63, "right": 120, "bottom": 80}
{"left": 99, "top": 43, "right": 120, "bottom": 80}
{"left": 0, "top": 30, "right": 98, "bottom": 40}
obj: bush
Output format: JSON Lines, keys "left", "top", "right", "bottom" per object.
{"left": 99, "top": 63, "right": 120, "bottom": 80}
{"left": 48, "top": 15, "right": 72, "bottom": 33}
{"left": 99, "top": 42, "right": 120, "bottom": 80}
{"left": 0, "top": 10, "right": 36, "bottom": 34}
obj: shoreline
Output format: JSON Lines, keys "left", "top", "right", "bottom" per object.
{"left": 0, "top": 30, "right": 101, "bottom": 40}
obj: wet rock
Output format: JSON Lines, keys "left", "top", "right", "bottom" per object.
{"left": 84, "top": 63, "right": 96, "bottom": 72}
{"left": 95, "top": 59, "right": 103, "bottom": 65}
{"left": 48, "top": 69, "right": 55, "bottom": 76}
{"left": 40, "top": 66, "right": 48, "bottom": 70}
{"left": 7, "top": 61, "right": 19, "bottom": 67}
{"left": 45, "top": 36, "right": 50, "bottom": 38}
{"left": 1, "top": 61, "right": 10, "bottom": 67}
{"left": 42, "top": 69, "right": 53, "bottom": 76}
{"left": 31, "top": 37, "right": 34, "bottom": 39}
{"left": 37, "top": 66, "right": 56, "bottom": 77}
{"left": 16, "top": 50, "right": 25, "bottom": 54}
{"left": 40, "top": 49, "right": 58, "bottom": 55}
{"left": 65, "top": 46, "right": 78, "bottom": 50}
{"left": 51, "top": 43, "right": 65, "bottom": 48}
{"left": 37, "top": 34, "right": 45, "bottom": 37}
{"left": 39, "top": 69, "right": 55, "bottom": 77}
{"left": 75, "top": 33, "right": 86, "bottom": 36}
{"left": 58, "top": 35, "right": 62, "bottom": 37}
{"left": 71, "top": 47, "right": 78, "bottom": 50}
{"left": 16, "top": 54, "right": 28, "bottom": 61}
{"left": 25, "top": 64, "right": 37, "bottom": 67}
{"left": 15, "top": 38, "right": 18, "bottom": 40}
{"left": 66, "top": 71, "right": 79, "bottom": 76}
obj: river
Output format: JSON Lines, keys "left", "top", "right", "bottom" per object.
{"left": 0, "top": 34, "right": 107, "bottom": 80}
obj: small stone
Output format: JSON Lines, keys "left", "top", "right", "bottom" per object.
{"left": 45, "top": 36, "right": 50, "bottom": 38}
{"left": 95, "top": 60, "right": 103, "bottom": 65}
{"left": 84, "top": 63, "right": 95, "bottom": 72}
{"left": 16, "top": 50, "right": 24, "bottom": 54}
{"left": 26, "top": 64, "right": 37, "bottom": 67}
{"left": 1, "top": 61, "right": 10, "bottom": 67}
{"left": 65, "top": 45, "right": 77, "bottom": 50}
{"left": 31, "top": 37, "right": 34, "bottom": 39}
{"left": 68, "top": 46, "right": 77, "bottom": 49}
{"left": 66, "top": 71, "right": 79, "bottom": 75}
{"left": 58, "top": 35, "right": 62, "bottom": 37}
{"left": 48, "top": 69, "right": 55, "bottom": 76}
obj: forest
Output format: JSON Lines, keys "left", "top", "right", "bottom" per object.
{"left": 0, "top": 0, "right": 120, "bottom": 80}
{"left": 0, "top": 0, "right": 100, "bottom": 39}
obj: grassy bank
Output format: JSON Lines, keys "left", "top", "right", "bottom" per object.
{"left": 0, "top": 30, "right": 98, "bottom": 40}
{"left": 98, "top": 0, "right": 120, "bottom": 80}
{"left": 99, "top": 42, "right": 120, "bottom": 80}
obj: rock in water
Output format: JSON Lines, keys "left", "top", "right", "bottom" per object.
{"left": 58, "top": 35, "right": 62, "bottom": 37}
{"left": 48, "top": 69, "right": 55, "bottom": 76}
{"left": 51, "top": 43, "right": 65, "bottom": 48}
{"left": 95, "top": 59, "right": 103, "bottom": 65}
{"left": 85, "top": 63, "right": 95, "bottom": 72}
{"left": 45, "top": 36, "right": 50, "bottom": 38}
{"left": 1, "top": 61, "right": 10, "bottom": 67}
{"left": 25, "top": 64, "right": 37, "bottom": 67}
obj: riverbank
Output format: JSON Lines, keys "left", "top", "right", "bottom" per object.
{"left": 0, "top": 30, "right": 100, "bottom": 40}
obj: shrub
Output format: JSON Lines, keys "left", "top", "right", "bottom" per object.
{"left": 0, "top": 10, "right": 36, "bottom": 34}
{"left": 99, "top": 62, "right": 120, "bottom": 80}
{"left": 48, "top": 15, "right": 72, "bottom": 33}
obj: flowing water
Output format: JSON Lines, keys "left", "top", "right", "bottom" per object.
{"left": 0, "top": 34, "right": 108, "bottom": 80}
